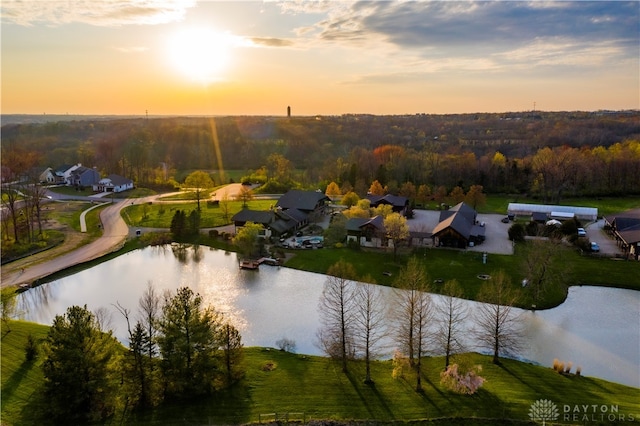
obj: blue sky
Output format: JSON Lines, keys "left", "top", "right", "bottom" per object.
{"left": 2, "top": 1, "right": 638, "bottom": 115}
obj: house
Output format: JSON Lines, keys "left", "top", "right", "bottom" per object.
{"left": 275, "top": 189, "right": 331, "bottom": 222}
{"left": 231, "top": 209, "right": 276, "bottom": 239}
{"left": 39, "top": 167, "right": 56, "bottom": 184}
{"left": 230, "top": 190, "right": 331, "bottom": 239}
{"left": 68, "top": 166, "right": 100, "bottom": 188}
{"left": 54, "top": 164, "right": 80, "bottom": 184}
{"left": 604, "top": 209, "right": 640, "bottom": 260}
{"left": 93, "top": 174, "right": 134, "bottom": 193}
{"left": 345, "top": 215, "right": 387, "bottom": 248}
{"left": 432, "top": 202, "right": 485, "bottom": 248}
{"left": 366, "top": 193, "right": 409, "bottom": 216}
{"left": 231, "top": 207, "right": 307, "bottom": 239}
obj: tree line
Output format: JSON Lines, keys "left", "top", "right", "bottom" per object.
{"left": 31, "top": 285, "right": 243, "bottom": 424}
{"left": 2, "top": 112, "right": 639, "bottom": 198}
{"left": 317, "top": 259, "right": 521, "bottom": 394}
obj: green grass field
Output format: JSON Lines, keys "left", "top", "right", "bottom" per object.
{"left": 122, "top": 199, "right": 275, "bottom": 228}
{"left": 2, "top": 321, "right": 638, "bottom": 425}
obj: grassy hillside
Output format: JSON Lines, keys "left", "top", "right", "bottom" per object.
{"left": 2, "top": 320, "right": 638, "bottom": 425}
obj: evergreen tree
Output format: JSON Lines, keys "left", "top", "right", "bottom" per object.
{"left": 157, "top": 287, "right": 225, "bottom": 397}
{"left": 42, "top": 305, "right": 121, "bottom": 423}
{"left": 170, "top": 210, "right": 186, "bottom": 239}
{"left": 187, "top": 209, "right": 201, "bottom": 236}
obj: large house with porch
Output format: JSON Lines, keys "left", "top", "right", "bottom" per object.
{"left": 231, "top": 189, "right": 331, "bottom": 238}
{"left": 345, "top": 215, "right": 387, "bottom": 248}
{"left": 432, "top": 202, "right": 485, "bottom": 248}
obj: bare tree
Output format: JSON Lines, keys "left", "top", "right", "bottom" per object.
{"left": 234, "top": 185, "right": 254, "bottom": 208}
{"left": 474, "top": 270, "right": 522, "bottom": 365}
{"left": 138, "top": 281, "right": 160, "bottom": 361}
{"left": 317, "top": 260, "right": 358, "bottom": 373}
{"left": 353, "top": 280, "right": 387, "bottom": 384}
{"left": 435, "top": 279, "right": 469, "bottom": 369}
{"left": 391, "top": 257, "right": 433, "bottom": 392}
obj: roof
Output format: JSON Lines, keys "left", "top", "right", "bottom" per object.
{"left": 432, "top": 202, "right": 483, "bottom": 241}
{"left": 231, "top": 209, "right": 274, "bottom": 225}
{"left": 275, "top": 190, "right": 330, "bottom": 211}
{"left": 432, "top": 210, "right": 473, "bottom": 239}
{"left": 508, "top": 203, "right": 597, "bottom": 219}
{"left": 605, "top": 209, "right": 640, "bottom": 245}
{"left": 104, "top": 174, "right": 132, "bottom": 186}
{"left": 345, "top": 215, "right": 385, "bottom": 232}
{"left": 449, "top": 202, "right": 476, "bottom": 222}
{"left": 366, "top": 194, "right": 409, "bottom": 208}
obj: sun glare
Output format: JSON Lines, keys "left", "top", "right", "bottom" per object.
{"left": 167, "top": 27, "right": 234, "bottom": 84}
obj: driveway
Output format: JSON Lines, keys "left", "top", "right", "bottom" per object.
{"left": 585, "top": 219, "right": 621, "bottom": 256}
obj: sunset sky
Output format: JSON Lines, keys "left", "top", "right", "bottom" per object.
{"left": 2, "top": 0, "right": 638, "bottom": 116}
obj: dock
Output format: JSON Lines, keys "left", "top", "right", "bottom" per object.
{"left": 239, "top": 257, "right": 280, "bottom": 270}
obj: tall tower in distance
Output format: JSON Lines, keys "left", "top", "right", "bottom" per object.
{"left": 287, "top": 106, "right": 291, "bottom": 117}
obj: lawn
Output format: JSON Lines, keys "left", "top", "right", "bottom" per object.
{"left": 2, "top": 320, "right": 638, "bottom": 425}
{"left": 122, "top": 199, "right": 275, "bottom": 228}
{"left": 284, "top": 243, "right": 640, "bottom": 309}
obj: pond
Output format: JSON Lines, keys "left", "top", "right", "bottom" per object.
{"left": 16, "top": 244, "right": 640, "bottom": 388}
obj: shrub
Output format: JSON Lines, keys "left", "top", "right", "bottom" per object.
{"left": 525, "top": 221, "right": 539, "bottom": 236}
{"left": 24, "top": 333, "right": 38, "bottom": 362}
{"left": 209, "top": 229, "right": 219, "bottom": 239}
{"left": 508, "top": 223, "right": 526, "bottom": 242}
{"left": 440, "top": 363, "right": 485, "bottom": 395}
{"left": 392, "top": 350, "right": 409, "bottom": 380}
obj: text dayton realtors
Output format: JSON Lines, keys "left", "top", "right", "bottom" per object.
{"left": 563, "top": 404, "right": 635, "bottom": 423}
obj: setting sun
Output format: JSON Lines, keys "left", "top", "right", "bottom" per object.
{"left": 167, "top": 27, "right": 235, "bottom": 84}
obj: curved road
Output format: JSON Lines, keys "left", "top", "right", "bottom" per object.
{"left": 1, "top": 199, "right": 130, "bottom": 289}
{"left": 1, "top": 184, "right": 248, "bottom": 289}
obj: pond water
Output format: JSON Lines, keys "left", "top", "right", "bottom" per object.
{"left": 16, "top": 245, "right": 640, "bottom": 388}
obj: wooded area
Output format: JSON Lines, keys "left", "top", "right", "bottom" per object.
{"left": 2, "top": 111, "right": 639, "bottom": 201}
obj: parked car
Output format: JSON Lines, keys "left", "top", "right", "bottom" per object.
{"left": 577, "top": 227, "right": 586, "bottom": 237}
{"left": 590, "top": 242, "right": 600, "bottom": 252}
{"left": 501, "top": 217, "right": 510, "bottom": 223}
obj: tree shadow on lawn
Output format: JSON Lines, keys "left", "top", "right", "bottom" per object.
{"left": 344, "top": 367, "right": 395, "bottom": 420}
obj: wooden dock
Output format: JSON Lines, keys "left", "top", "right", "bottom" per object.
{"left": 239, "top": 257, "right": 280, "bottom": 270}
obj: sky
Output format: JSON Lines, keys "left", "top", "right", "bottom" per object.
{"left": 1, "top": 0, "right": 638, "bottom": 116}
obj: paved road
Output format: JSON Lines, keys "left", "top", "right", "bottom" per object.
{"left": 1, "top": 184, "right": 252, "bottom": 288}
{"left": 1, "top": 199, "right": 130, "bottom": 289}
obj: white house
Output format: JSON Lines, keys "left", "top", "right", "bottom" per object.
{"left": 93, "top": 174, "right": 134, "bottom": 193}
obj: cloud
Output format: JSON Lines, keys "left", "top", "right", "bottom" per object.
{"left": 1, "top": 0, "right": 196, "bottom": 26}
{"left": 294, "top": 1, "right": 639, "bottom": 67}
{"left": 249, "top": 37, "right": 294, "bottom": 48}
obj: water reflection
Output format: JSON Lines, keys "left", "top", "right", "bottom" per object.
{"left": 16, "top": 245, "right": 639, "bottom": 388}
